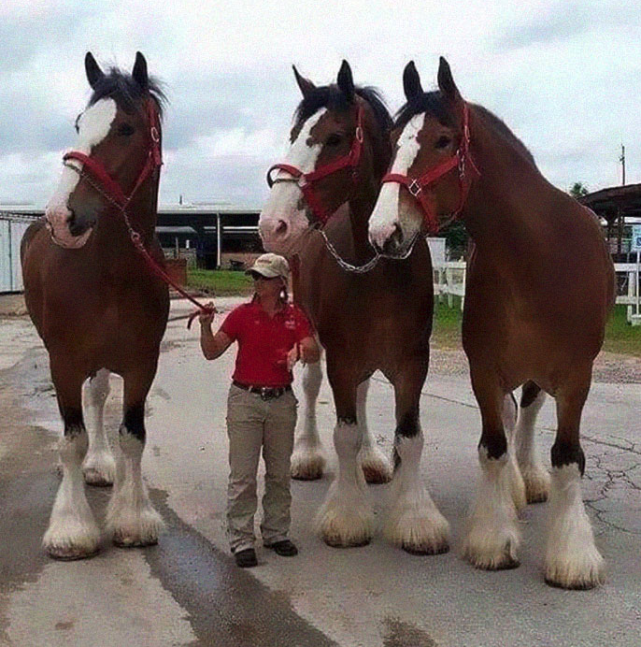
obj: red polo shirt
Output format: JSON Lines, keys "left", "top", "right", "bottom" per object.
{"left": 220, "top": 300, "right": 313, "bottom": 387}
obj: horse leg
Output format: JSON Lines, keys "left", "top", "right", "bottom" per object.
{"left": 513, "top": 381, "right": 550, "bottom": 503}
{"left": 383, "top": 362, "right": 449, "bottom": 555}
{"left": 291, "top": 358, "right": 327, "bottom": 480}
{"left": 82, "top": 368, "right": 116, "bottom": 486}
{"left": 462, "top": 369, "right": 521, "bottom": 570}
{"left": 316, "top": 363, "right": 373, "bottom": 547}
{"left": 107, "top": 363, "right": 164, "bottom": 547}
{"left": 544, "top": 371, "right": 604, "bottom": 589}
{"left": 502, "top": 392, "right": 527, "bottom": 511}
{"left": 357, "top": 378, "right": 393, "bottom": 484}
{"left": 44, "top": 359, "right": 100, "bottom": 560}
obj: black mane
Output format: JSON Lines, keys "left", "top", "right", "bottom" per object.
{"left": 295, "top": 85, "right": 393, "bottom": 135}
{"left": 395, "top": 91, "right": 535, "bottom": 166}
{"left": 88, "top": 67, "right": 166, "bottom": 118}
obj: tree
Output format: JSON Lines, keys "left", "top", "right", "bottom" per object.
{"left": 569, "top": 182, "right": 588, "bottom": 199}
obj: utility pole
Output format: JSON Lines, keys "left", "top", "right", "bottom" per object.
{"left": 620, "top": 144, "right": 626, "bottom": 186}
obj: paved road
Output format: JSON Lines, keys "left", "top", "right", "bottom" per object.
{"left": 0, "top": 297, "right": 640, "bottom": 647}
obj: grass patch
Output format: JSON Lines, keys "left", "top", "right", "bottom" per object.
{"left": 431, "top": 301, "right": 641, "bottom": 357}
{"left": 602, "top": 305, "right": 641, "bottom": 357}
{"left": 187, "top": 269, "right": 254, "bottom": 296}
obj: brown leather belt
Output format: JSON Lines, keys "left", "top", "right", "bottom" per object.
{"left": 232, "top": 381, "right": 292, "bottom": 400}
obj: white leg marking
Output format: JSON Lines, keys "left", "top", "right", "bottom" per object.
{"left": 107, "top": 429, "right": 164, "bottom": 547}
{"left": 514, "top": 389, "right": 551, "bottom": 503}
{"left": 462, "top": 446, "right": 520, "bottom": 570}
{"left": 384, "top": 434, "right": 449, "bottom": 554}
{"left": 44, "top": 432, "right": 100, "bottom": 559}
{"left": 357, "top": 379, "right": 393, "bottom": 484}
{"left": 544, "top": 464, "right": 604, "bottom": 589}
{"left": 503, "top": 393, "right": 527, "bottom": 511}
{"left": 316, "top": 421, "right": 373, "bottom": 547}
{"left": 291, "top": 360, "right": 327, "bottom": 480}
{"left": 82, "top": 369, "right": 116, "bottom": 486}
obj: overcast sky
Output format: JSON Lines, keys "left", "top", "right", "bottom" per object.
{"left": 2, "top": 0, "right": 640, "bottom": 209}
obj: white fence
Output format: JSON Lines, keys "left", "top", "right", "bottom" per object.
{"left": 0, "top": 216, "right": 34, "bottom": 292}
{"left": 434, "top": 261, "right": 641, "bottom": 325}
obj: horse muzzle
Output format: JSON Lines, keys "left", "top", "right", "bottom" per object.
{"left": 45, "top": 207, "right": 94, "bottom": 249}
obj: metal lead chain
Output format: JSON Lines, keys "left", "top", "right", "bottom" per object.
{"left": 317, "top": 227, "right": 382, "bottom": 274}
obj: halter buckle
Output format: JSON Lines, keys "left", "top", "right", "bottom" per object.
{"left": 151, "top": 127, "right": 160, "bottom": 143}
{"left": 458, "top": 153, "right": 466, "bottom": 178}
{"left": 355, "top": 126, "right": 364, "bottom": 143}
{"left": 408, "top": 179, "right": 422, "bottom": 198}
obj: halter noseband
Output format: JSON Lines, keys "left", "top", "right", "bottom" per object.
{"left": 381, "top": 102, "right": 480, "bottom": 234}
{"left": 62, "top": 99, "right": 162, "bottom": 210}
{"left": 265, "top": 104, "right": 365, "bottom": 225}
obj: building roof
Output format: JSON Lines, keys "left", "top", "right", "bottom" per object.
{"left": 581, "top": 183, "right": 641, "bottom": 222}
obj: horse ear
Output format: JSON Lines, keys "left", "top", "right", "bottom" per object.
{"left": 437, "top": 57, "right": 462, "bottom": 104}
{"left": 403, "top": 61, "right": 423, "bottom": 101}
{"left": 132, "top": 52, "right": 149, "bottom": 89}
{"left": 85, "top": 52, "right": 104, "bottom": 89}
{"left": 292, "top": 65, "right": 315, "bottom": 99}
{"left": 337, "top": 60, "right": 355, "bottom": 102}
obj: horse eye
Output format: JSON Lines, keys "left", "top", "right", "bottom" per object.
{"left": 326, "top": 134, "right": 342, "bottom": 147}
{"left": 436, "top": 136, "right": 451, "bottom": 149}
{"left": 117, "top": 123, "right": 135, "bottom": 136}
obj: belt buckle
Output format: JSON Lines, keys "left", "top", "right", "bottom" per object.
{"left": 260, "top": 387, "right": 271, "bottom": 401}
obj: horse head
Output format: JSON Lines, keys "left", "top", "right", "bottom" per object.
{"left": 259, "top": 61, "right": 391, "bottom": 256}
{"left": 369, "top": 58, "right": 478, "bottom": 258}
{"left": 45, "top": 52, "right": 164, "bottom": 249}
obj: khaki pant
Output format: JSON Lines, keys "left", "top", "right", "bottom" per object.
{"left": 225, "top": 384, "right": 297, "bottom": 553}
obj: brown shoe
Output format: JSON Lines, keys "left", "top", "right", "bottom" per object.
{"left": 234, "top": 548, "right": 258, "bottom": 568}
{"left": 264, "top": 539, "right": 298, "bottom": 557}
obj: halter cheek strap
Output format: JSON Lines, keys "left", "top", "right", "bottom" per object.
{"left": 381, "top": 102, "right": 480, "bottom": 234}
{"left": 265, "top": 105, "right": 365, "bottom": 225}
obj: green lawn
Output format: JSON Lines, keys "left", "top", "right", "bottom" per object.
{"left": 431, "top": 300, "right": 641, "bottom": 357}
{"left": 187, "top": 269, "right": 254, "bottom": 296}
{"left": 187, "top": 270, "right": 641, "bottom": 357}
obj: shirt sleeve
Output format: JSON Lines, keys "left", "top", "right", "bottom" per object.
{"left": 219, "top": 305, "right": 244, "bottom": 341}
{"left": 291, "top": 305, "right": 314, "bottom": 342}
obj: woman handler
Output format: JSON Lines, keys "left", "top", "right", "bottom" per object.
{"left": 198, "top": 253, "right": 320, "bottom": 568}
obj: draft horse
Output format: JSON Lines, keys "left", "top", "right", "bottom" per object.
{"left": 259, "top": 61, "right": 449, "bottom": 554}
{"left": 369, "top": 58, "right": 615, "bottom": 588}
{"left": 21, "top": 52, "right": 169, "bottom": 559}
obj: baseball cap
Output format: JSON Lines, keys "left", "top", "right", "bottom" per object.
{"left": 245, "top": 253, "right": 290, "bottom": 280}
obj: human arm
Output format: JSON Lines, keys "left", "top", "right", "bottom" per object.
{"left": 197, "top": 302, "right": 234, "bottom": 360}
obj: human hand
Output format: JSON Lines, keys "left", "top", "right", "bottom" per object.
{"left": 187, "top": 301, "right": 216, "bottom": 330}
{"left": 285, "top": 343, "right": 300, "bottom": 371}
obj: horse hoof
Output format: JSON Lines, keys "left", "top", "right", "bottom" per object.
{"left": 291, "top": 471, "right": 323, "bottom": 481}
{"left": 325, "top": 537, "right": 370, "bottom": 549}
{"left": 544, "top": 576, "right": 600, "bottom": 590}
{"left": 485, "top": 557, "right": 520, "bottom": 571}
{"left": 83, "top": 469, "right": 114, "bottom": 487}
{"left": 362, "top": 466, "right": 392, "bottom": 485}
{"left": 47, "top": 545, "right": 99, "bottom": 561}
{"left": 402, "top": 542, "right": 449, "bottom": 556}
{"left": 113, "top": 534, "right": 158, "bottom": 548}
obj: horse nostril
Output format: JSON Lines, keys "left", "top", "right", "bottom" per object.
{"left": 275, "top": 219, "right": 288, "bottom": 238}
{"left": 66, "top": 210, "right": 85, "bottom": 237}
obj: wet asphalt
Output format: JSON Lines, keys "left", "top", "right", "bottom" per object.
{"left": 0, "top": 298, "right": 640, "bottom": 647}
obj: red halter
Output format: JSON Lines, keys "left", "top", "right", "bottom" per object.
{"left": 381, "top": 103, "right": 480, "bottom": 234}
{"left": 62, "top": 99, "right": 162, "bottom": 210}
{"left": 61, "top": 100, "right": 215, "bottom": 324}
{"left": 266, "top": 105, "right": 365, "bottom": 225}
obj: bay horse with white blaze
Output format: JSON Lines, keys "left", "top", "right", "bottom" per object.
{"left": 259, "top": 62, "right": 450, "bottom": 554}
{"left": 21, "top": 52, "right": 169, "bottom": 559}
{"left": 369, "top": 58, "right": 615, "bottom": 588}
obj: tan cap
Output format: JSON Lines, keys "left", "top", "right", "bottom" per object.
{"left": 245, "top": 253, "right": 290, "bottom": 280}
